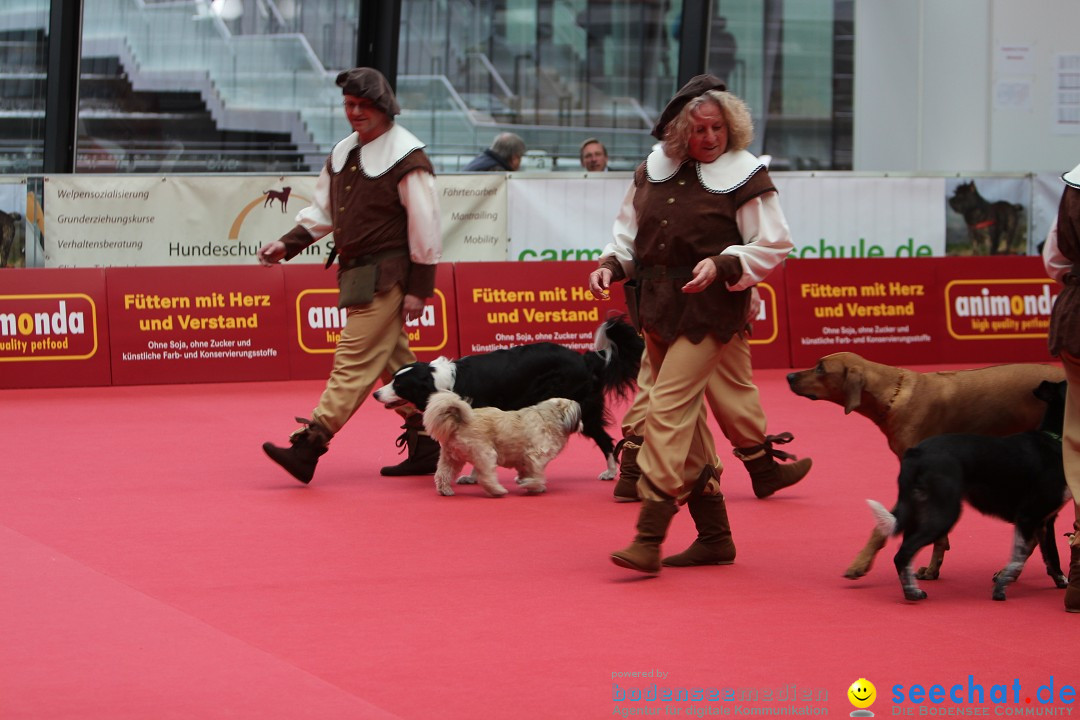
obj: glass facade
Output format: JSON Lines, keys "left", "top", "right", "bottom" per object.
{"left": 0, "top": 0, "right": 852, "bottom": 175}
{"left": 0, "top": 1, "right": 50, "bottom": 174}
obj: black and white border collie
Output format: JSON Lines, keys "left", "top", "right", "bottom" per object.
{"left": 373, "top": 315, "right": 643, "bottom": 479}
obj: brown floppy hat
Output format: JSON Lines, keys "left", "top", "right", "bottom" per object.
{"left": 651, "top": 74, "right": 727, "bottom": 140}
{"left": 335, "top": 67, "right": 401, "bottom": 117}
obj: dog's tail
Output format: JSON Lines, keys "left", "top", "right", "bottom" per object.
{"left": 866, "top": 499, "right": 898, "bottom": 536}
{"left": 585, "top": 314, "right": 644, "bottom": 402}
{"left": 422, "top": 390, "right": 473, "bottom": 444}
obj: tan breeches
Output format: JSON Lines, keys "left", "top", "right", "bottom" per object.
{"left": 1059, "top": 352, "right": 1080, "bottom": 524}
{"left": 311, "top": 285, "right": 416, "bottom": 435}
{"left": 635, "top": 332, "right": 729, "bottom": 502}
{"left": 624, "top": 333, "right": 768, "bottom": 457}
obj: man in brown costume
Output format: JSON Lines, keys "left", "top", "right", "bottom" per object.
{"left": 1042, "top": 161, "right": 1080, "bottom": 612}
{"left": 258, "top": 68, "right": 442, "bottom": 483}
{"left": 589, "top": 75, "right": 804, "bottom": 574}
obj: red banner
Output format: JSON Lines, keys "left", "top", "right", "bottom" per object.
{"left": 747, "top": 263, "right": 791, "bottom": 368}
{"left": 784, "top": 257, "right": 1056, "bottom": 368}
{"left": 0, "top": 268, "right": 111, "bottom": 388}
{"left": 105, "top": 266, "right": 290, "bottom": 385}
{"left": 453, "top": 261, "right": 631, "bottom": 356}
{"left": 281, "top": 263, "right": 460, "bottom": 380}
{"left": 0, "top": 258, "right": 1061, "bottom": 389}
{"left": 935, "top": 256, "right": 1057, "bottom": 363}
{"left": 785, "top": 258, "right": 940, "bottom": 368}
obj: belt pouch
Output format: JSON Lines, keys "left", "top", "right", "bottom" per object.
{"left": 337, "top": 263, "right": 378, "bottom": 308}
{"left": 624, "top": 279, "right": 642, "bottom": 332}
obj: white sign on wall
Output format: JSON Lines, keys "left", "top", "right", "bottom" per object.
{"left": 507, "top": 174, "right": 632, "bottom": 261}
{"left": 44, "top": 172, "right": 954, "bottom": 268}
{"left": 436, "top": 174, "right": 508, "bottom": 262}
{"left": 776, "top": 175, "right": 945, "bottom": 258}
{"left": 44, "top": 175, "right": 323, "bottom": 267}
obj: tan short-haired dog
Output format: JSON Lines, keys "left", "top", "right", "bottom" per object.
{"left": 423, "top": 391, "right": 583, "bottom": 497}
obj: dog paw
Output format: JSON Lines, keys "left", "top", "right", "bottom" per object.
{"left": 597, "top": 470, "right": 616, "bottom": 481}
{"left": 915, "top": 566, "right": 940, "bottom": 581}
{"left": 437, "top": 487, "right": 455, "bottom": 496}
{"left": 456, "top": 475, "right": 477, "bottom": 485}
{"left": 904, "top": 589, "right": 927, "bottom": 601}
{"left": 1053, "top": 573, "right": 1068, "bottom": 589}
{"left": 843, "top": 566, "right": 867, "bottom": 580}
{"left": 992, "top": 588, "right": 1007, "bottom": 601}
{"left": 484, "top": 485, "right": 509, "bottom": 497}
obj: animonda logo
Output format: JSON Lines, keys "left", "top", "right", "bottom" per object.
{"left": 262, "top": 186, "right": 292, "bottom": 212}
{"left": 0, "top": 295, "right": 98, "bottom": 361}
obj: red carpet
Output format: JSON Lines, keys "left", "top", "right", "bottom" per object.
{"left": 1, "top": 367, "right": 1074, "bottom": 719}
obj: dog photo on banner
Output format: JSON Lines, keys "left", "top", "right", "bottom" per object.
{"left": 945, "top": 176, "right": 1029, "bottom": 256}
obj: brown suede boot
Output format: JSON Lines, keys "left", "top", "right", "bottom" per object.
{"left": 262, "top": 417, "right": 332, "bottom": 484}
{"left": 737, "top": 433, "right": 812, "bottom": 499}
{"left": 611, "top": 498, "right": 678, "bottom": 574}
{"left": 612, "top": 435, "right": 643, "bottom": 503}
{"left": 1066, "top": 522, "right": 1080, "bottom": 613}
{"left": 381, "top": 414, "right": 440, "bottom": 476}
{"left": 662, "top": 468, "right": 736, "bottom": 567}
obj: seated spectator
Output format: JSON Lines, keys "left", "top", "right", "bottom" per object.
{"left": 580, "top": 138, "right": 609, "bottom": 172}
{"left": 463, "top": 132, "right": 526, "bottom": 171}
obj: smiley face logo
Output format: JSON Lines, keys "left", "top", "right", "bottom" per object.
{"left": 848, "top": 678, "right": 876, "bottom": 709}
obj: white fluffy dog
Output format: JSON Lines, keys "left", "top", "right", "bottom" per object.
{"left": 422, "top": 390, "right": 583, "bottom": 497}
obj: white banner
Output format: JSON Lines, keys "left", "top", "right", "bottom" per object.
{"left": 776, "top": 176, "right": 945, "bottom": 258}
{"left": 507, "top": 174, "right": 632, "bottom": 261}
{"left": 507, "top": 173, "right": 947, "bottom": 261}
{"left": 44, "top": 175, "right": 324, "bottom": 267}
{"left": 437, "top": 174, "right": 507, "bottom": 262}
{"left": 42, "top": 173, "right": 972, "bottom": 268}
{"left": 44, "top": 174, "right": 508, "bottom": 267}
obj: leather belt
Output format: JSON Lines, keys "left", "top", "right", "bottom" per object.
{"left": 330, "top": 247, "right": 408, "bottom": 271}
{"left": 638, "top": 265, "right": 694, "bottom": 281}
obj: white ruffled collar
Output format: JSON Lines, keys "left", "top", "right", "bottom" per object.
{"left": 330, "top": 124, "right": 426, "bottom": 176}
{"left": 645, "top": 148, "right": 765, "bottom": 193}
{"left": 1064, "top": 162, "right": 1080, "bottom": 189}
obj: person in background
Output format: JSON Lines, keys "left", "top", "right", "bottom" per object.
{"left": 580, "top": 138, "right": 609, "bottom": 172}
{"left": 588, "top": 74, "right": 802, "bottom": 575}
{"left": 1041, "top": 160, "right": 1080, "bottom": 613}
{"left": 257, "top": 67, "right": 442, "bottom": 483}
{"left": 463, "top": 132, "right": 526, "bottom": 172}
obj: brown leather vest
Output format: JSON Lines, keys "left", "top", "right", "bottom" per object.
{"left": 1048, "top": 186, "right": 1080, "bottom": 356}
{"left": 631, "top": 160, "right": 776, "bottom": 344}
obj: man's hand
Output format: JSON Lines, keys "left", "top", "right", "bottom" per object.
{"left": 588, "top": 267, "right": 612, "bottom": 299}
{"left": 257, "top": 240, "right": 286, "bottom": 266}
{"left": 403, "top": 294, "right": 425, "bottom": 322}
{"left": 681, "top": 258, "right": 718, "bottom": 293}
{"left": 746, "top": 285, "right": 762, "bottom": 324}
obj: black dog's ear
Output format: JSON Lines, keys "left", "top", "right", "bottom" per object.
{"left": 842, "top": 367, "right": 865, "bottom": 414}
{"left": 1032, "top": 380, "right": 1062, "bottom": 403}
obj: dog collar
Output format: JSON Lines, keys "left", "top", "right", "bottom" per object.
{"left": 971, "top": 219, "right": 996, "bottom": 230}
{"left": 879, "top": 370, "right": 906, "bottom": 423}
{"left": 1043, "top": 430, "right": 1063, "bottom": 443}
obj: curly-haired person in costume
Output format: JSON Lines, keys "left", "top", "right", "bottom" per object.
{"left": 588, "top": 75, "right": 807, "bottom": 574}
